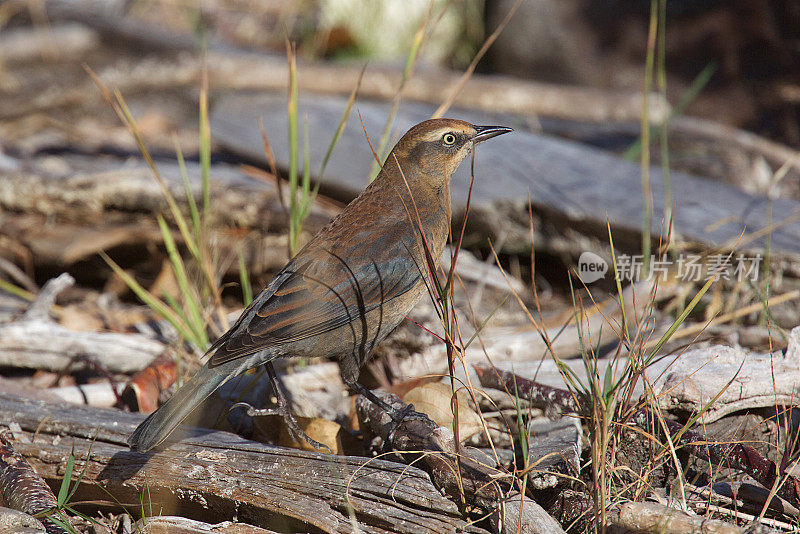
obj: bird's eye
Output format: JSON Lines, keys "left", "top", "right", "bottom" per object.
{"left": 442, "top": 133, "right": 457, "bottom": 146}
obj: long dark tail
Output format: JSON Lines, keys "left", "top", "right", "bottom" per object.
{"left": 128, "top": 364, "right": 229, "bottom": 452}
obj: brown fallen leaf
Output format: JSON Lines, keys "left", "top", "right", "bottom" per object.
{"left": 121, "top": 352, "right": 177, "bottom": 413}
{"left": 275, "top": 417, "right": 343, "bottom": 455}
{"left": 403, "top": 382, "right": 484, "bottom": 441}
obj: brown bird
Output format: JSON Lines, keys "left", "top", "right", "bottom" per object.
{"left": 128, "top": 118, "right": 512, "bottom": 452}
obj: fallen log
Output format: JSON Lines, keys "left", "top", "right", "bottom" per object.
{"left": 0, "top": 158, "right": 337, "bottom": 235}
{"left": 136, "top": 516, "right": 280, "bottom": 534}
{"left": 212, "top": 93, "right": 800, "bottom": 259}
{"left": 0, "top": 393, "right": 482, "bottom": 534}
{"left": 608, "top": 502, "right": 775, "bottom": 534}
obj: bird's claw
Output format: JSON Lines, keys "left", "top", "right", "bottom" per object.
{"left": 229, "top": 401, "right": 280, "bottom": 417}
{"left": 390, "top": 402, "right": 416, "bottom": 423}
{"left": 385, "top": 402, "right": 430, "bottom": 446}
{"left": 228, "top": 402, "right": 331, "bottom": 454}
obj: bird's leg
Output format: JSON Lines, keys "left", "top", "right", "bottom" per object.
{"left": 346, "top": 380, "right": 433, "bottom": 449}
{"left": 230, "top": 363, "right": 331, "bottom": 453}
{"left": 345, "top": 380, "right": 416, "bottom": 423}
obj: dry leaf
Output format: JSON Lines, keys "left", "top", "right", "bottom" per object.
{"left": 277, "top": 417, "right": 342, "bottom": 454}
{"left": 121, "top": 352, "right": 177, "bottom": 413}
{"left": 403, "top": 382, "right": 483, "bottom": 441}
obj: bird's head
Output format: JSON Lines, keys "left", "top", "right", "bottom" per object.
{"left": 386, "top": 118, "right": 512, "bottom": 186}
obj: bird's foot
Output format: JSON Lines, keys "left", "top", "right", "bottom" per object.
{"left": 389, "top": 402, "right": 416, "bottom": 424}
{"left": 229, "top": 401, "right": 332, "bottom": 454}
{"left": 385, "top": 402, "right": 435, "bottom": 446}
{"left": 345, "top": 380, "right": 431, "bottom": 446}
{"left": 229, "top": 401, "right": 282, "bottom": 417}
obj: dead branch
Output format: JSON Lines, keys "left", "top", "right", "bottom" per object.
{"left": 0, "top": 393, "right": 476, "bottom": 534}
{"left": 0, "top": 274, "right": 164, "bottom": 373}
{"left": 608, "top": 501, "right": 776, "bottom": 534}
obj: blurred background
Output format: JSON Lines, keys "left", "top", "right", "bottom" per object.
{"left": 2, "top": 0, "right": 800, "bottom": 373}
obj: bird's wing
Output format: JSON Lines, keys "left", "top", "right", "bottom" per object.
{"left": 207, "top": 244, "right": 425, "bottom": 367}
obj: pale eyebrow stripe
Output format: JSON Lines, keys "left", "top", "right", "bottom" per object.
{"left": 419, "top": 128, "right": 467, "bottom": 142}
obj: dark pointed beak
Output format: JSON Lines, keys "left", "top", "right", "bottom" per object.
{"left": 472, "top": 125, "right": 513, "bottom": 144}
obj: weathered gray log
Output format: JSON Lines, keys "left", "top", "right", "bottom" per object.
{"left": 0, "top": 156, "right": 335, "bottom": 281}
{"left": 608, "top": 502, "right": 775, "bottom": 534}
{"left": 536, "top": 115, "right": 800, "bottom": 195}
{"left": 212, "top": 94, "right": 800, "bottom": 258}
{"left": 653, "top": 327, "right": 800, "bottom": 422}
{"left": 0, "top": 393, "right": 482, "bottom": 534}
{"left": 135, "top": 516, "right": 280, "bottom": 534}
{"left": 492, "top": 493, "right": 567, "bottom": 534}
{"left": 0, "top": 506, "right": 45, "bottom": 534}
{"left": 0, "top": 310, "right": 163, "bottom": 373}
{"left": 0, "top": 158, "right": 336, "bottom": 234}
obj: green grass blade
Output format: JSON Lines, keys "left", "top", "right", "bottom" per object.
{"left": 286, "top": 41, "right": 300, "bottom": 255}
{"left": 62, "top": 507, "right": 104, "bottom": 528}
{"left": 174, "top": 138, "right": 201, "bottom": 248}
{"left": 607, "top": 222, "right": 630, "bottom": 345}
{"left": 65, "top": 439, "right": 94, "bottom": 504}
{"left": 657, "top": 0, "right": 672, "bottom": 250}
{"left": 161, "top": 290, "right": 192, "bottom": 330}
{"left": 639, "top": 0, "right": 657, "bottom": 275}
{"left": 57, "top": 444, "right": 76, "bottom": 506}
{"left": 45, "top": 513, "right": 75, "bottom": 533}
{"left": 100, "top": 252, "right": 196, "bottom": 343}
{"left": 623, "top": 62, "right": 716, "bottom": 162}
{"left": 199, "top": 69, "right": 211, "bottom": 222}
{"left": 513, "top": 374, "right": 529, "bottom": 461}
{"left": 463, "top": 296, "right": 507, "bottom": 350}
{"left": 297, "top": 115, "right": 321, "bottom": 227}
{"left": 564, "top": 276, "right": 590, "bottom": 397}
{"left": 157, "top": 215, "right": 208, "bottom": 347}
{"left": 237, "top": 244, "right": 253, "bottom": 306}
{"left": 647, "top": 276, "right": 714, "bottom": 362}
{"left": 0, "top": 279, "right": 34, "bottom": 301}
{"left": 302, "top": 116, "right": 311, "bottom": 204}
{"left": 671, "top": 63, "right": 716, "bottom": 120}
